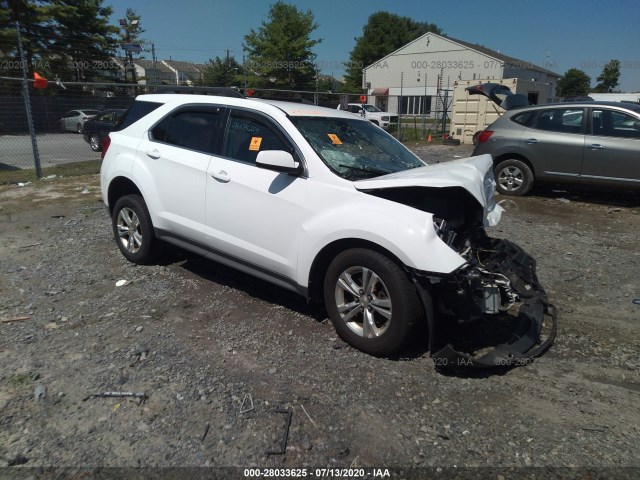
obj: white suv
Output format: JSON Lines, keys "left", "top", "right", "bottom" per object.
{"left": 337, "top": 103, "right": 398, "bottom": 129}
{"left": 101, "top": 87, "right": 554, "bottom": 365}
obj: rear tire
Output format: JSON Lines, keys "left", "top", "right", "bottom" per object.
{"left": 89, "top": 134, "right": 101, "bottom": 152}
{"left": 112, "top": 195, "right": 157, "bottom": 264}
{"left": 323, "top": 248, "right": 422, "bottom": 356}
{"left": 494, "top": 159, "right": 534, "bottom": 196}
{"left": 76, "top": 123, "right": 83, "bottom": 133}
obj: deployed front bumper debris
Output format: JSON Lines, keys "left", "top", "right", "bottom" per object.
{"left": 417, "top": 239, "right": 557, "bottom": 369}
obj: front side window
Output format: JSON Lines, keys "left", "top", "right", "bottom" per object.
{"left": 592, "top": 109, "right": 640, "bottom": 139}
{"left": 290, "top": 116, "right": 424, "bottom": 180}
{"left": 533, "top": 108, "right": 584, "bottom": 133}
{"left": 151, "top": 108, "right": 224, "bottom": 154}
{"left": 222, "top": 110, "right": 293, "bottom": 164}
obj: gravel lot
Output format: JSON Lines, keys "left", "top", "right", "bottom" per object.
{"left": 1, "top": 144, "right": 639, "bottom": 479}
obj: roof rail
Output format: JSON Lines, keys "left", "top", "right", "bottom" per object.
{"left": 154, "top": 86, "right": 245, "bottom": 98}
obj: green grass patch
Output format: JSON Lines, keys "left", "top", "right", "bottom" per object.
{"left": 0, "top": 160, "right": 100, "bottom": 185}
{"left": 8, "top": 373, "right": 33, "bottom": 388}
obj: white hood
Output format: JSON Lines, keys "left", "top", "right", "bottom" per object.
{"left": 353, "top": 154, "right": 503, "bottom": 226}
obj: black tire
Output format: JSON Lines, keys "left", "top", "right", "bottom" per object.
{"left": 76, "top": 123, "right": 83, "bottom": 133}
{"left": 111, "top": 194, "right": 157, "bottom": 264}
{"left": 89, "top": 134, "right": 101, "bottom": 152}
{"left": 494, "top": 159, "right": 534, "bottom": 196}
{"left": 323, "top": 248, "right": 423, "bottom": 356}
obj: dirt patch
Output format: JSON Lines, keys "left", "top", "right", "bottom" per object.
{"left": 1, "top": 170, "right": 639, "bottom": 476}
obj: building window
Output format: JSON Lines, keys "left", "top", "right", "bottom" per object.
{"left": 400, "top": 96, "right": 432, "bottom": 115}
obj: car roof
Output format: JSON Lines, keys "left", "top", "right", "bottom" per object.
{"left": 522, "top": 101, "right": 640, "bottom": 113}
{"left": 135, "top": 93, "right": 362, "bottom": 121}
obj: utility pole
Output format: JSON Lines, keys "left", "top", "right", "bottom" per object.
{"left": 15, "top": 21, "right": 41, "bottom": 178}
{"left": 152, "top": 43, "right": 157, "bottom": 86}
{"left": 225, "top": 49, "right": 231, "bottom": 87}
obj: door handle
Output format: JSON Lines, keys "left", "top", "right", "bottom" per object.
{"left": 146, "top": 149, "right": 161, "bottom": 159}
{"left": 525, "top": 138, "right": 539, "bottom": 144}
{"left": 589, "top": 144, "right": 605, "bottom": 150}
{"left": 211, "top": 170, "right": 230, "bottom": 183}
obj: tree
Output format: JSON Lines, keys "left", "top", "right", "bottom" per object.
{"left": 46, "top": 0, "right": 120, "bottom": 82}
{"left": 594, "top": 59, "right": 621, "bottom": 93}
{"left": 0, "top": 0, "right": 54, "bottom": 79}
{"left": 201, "top": 55, "right": 243, "bottom": 87}
{"left": 343, "top": 12, "right": 442, "bottom": 92}
{"left": 243, "top": 1, "right": 321, "bottom": 90}
{"left": 557, "top": 68, "right": 591, "bottom": 97}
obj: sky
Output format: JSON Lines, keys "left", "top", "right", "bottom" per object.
{"left": 108, "top": 0, "right": 640, "bottom": 92}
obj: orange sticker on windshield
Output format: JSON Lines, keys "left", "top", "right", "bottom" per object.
{"left": 327, "top": 133, "right": 342, "bottom": 145}
{"left": 249, "top": 137, "right": 262, "bottom": 151}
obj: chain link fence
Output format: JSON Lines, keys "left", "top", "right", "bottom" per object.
{"left": 0, "top": 79, "right": 137, "bottom": 184}
{"left": 0, "top": 79, "right": 452, "bottom": 184}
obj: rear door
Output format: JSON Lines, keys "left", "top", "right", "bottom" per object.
{"left": 133, "top": 105, "right": 226, "bottom": 243}
{"left": 581, "top": 107, "right": 640, "bottom": 187}
{"left": 519, "top": 107, "right": 586, "bottom": 183}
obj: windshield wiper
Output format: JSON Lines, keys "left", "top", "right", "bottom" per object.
{"left": 338, "top": 164, "right": 391, "bottom": 179}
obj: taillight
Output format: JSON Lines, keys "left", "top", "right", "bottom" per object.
{"left": 101, "top": 135, "right": 111, "bottom": 160}
{"left": 477, "top": 130, "right": 494, "bottom": 142}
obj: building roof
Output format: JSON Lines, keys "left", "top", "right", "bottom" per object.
{"left": 365, "top": 32, "right": 560, "bottom": 79}
{"left": 163, "top": 60, "right": 202, "bottom": 74}
{"left": 446, "top": 35, "right": 560, "bottom": 78}
{"left": 134, "top": 59, "right": 173, "bottom": 73}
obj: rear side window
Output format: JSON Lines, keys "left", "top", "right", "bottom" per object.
{"left": 511, "top": 111, "right": 536, "bottom": 127}
{"left": 117, "top": 100, "right": 163, "bottom": 130}
{"left": 533, "top": 108, "right": 584, "bottom": 134}
{"left": 151, "top": 107, "right": 225, "bottom": 154}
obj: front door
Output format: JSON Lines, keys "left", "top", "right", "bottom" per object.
{"left": 205, "top": 109, "right": 308, "bottom": 283}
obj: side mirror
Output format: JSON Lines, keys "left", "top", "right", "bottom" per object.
{"left": 256, "top": 150, "right": 302, "bottom": 175}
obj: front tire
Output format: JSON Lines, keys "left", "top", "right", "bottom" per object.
{"left": 323, "top": 248, "right": 422, "bottom": 356}
{"left": 112, "top": 195, "right": 157, "bottom": 264}
{"left": 494, "top": 159, "right": 534, "bottom": 196}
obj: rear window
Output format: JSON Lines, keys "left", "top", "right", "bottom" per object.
{"left": 117, "top": 100, "right": 163, "bottom": 130}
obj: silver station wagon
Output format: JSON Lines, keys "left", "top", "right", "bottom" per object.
{"left": 473, "top": 101, "right": 640, "bottom": 195}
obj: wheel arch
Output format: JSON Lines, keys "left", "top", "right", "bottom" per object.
{"left": 493, "top": 153, "right": 536, "bottom": 177}
{"left": 307, "top": 238, "right": 409, "bottom": 304}
{"left": 107, "top": 176, "right": 142, "bottom": 214}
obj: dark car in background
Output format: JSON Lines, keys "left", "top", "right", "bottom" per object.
{"left": 59, "top": 109, "right": 100, "bottom": 133}
{"left": 82, "top": 109, "right": 126, "bottom": 152}
{"left": 472, "top": 101, "right": 640, "bottom": 195}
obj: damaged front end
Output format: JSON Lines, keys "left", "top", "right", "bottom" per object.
{"left": 415, "top": 223, "right": 557, "bottom": 369}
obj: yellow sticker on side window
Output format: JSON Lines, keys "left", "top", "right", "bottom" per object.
{"left": 327, "top": 133, "right": 342, "bottom": 145}
{"left": 249, "top": 137, "right": 262, "bottom": 151}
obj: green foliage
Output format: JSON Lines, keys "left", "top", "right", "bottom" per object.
{"left": 0, "top": 0, "right": 119, "bottom": 83}
{"left": 243, "top": 1, "right": 321, "bottom": 89}
{"left": 557, "top": 68, "right": 591, "bottom": 97}
{"left": 343, "top": 12, "right": 443, "bottom": 92}
{"left": 200, "top": 55, "right": 244, "bottom": 87}
{"left": 594, "top": 59, "right": 621, "bottom": 93}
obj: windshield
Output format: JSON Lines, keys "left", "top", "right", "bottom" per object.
{"left": 363, "top": 104, "right": 381, "bottom": 112}
{"left": 290, "top": 116, "right": 425, "bottom": 180}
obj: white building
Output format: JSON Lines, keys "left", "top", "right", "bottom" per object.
{"left": 362, "top": 32, "right": 560, "bottom": 114}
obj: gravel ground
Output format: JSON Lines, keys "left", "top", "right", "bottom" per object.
{"left": 1, "top": 144, "right": 639, "bottom": 479}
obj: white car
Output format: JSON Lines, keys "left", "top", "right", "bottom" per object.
{"left": 100, "top": 87, "right": 555, "bottom": 365}
{"left": 337, "top": 103, "right": 398, "bottom": 129}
